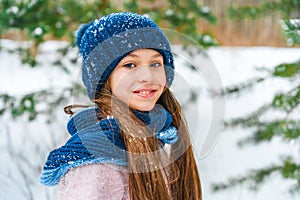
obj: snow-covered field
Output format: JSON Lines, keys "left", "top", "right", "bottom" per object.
{"left": 1, "top": 39, "right": 299, "bottom": 200}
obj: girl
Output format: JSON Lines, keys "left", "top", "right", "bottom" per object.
{"left": 40, "top": 12, "right": 202, "bottom": 200}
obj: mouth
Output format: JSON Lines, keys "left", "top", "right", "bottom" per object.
{"left": 133, "top": 89, "right": 157, "bottom": 98}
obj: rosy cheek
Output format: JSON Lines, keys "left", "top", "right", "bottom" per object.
{"left": 159, "top": 75, "right": 167, "bottom": 86}
{"left": 110, "top": 72, "right": 124, "bottom": 91}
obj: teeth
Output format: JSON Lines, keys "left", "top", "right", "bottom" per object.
{"left": 140, "top": 90, "right": 151, "bottom": 95}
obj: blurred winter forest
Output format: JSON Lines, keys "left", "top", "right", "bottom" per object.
{"left": 0, "top": 0, "right": 299, "bottom": 199}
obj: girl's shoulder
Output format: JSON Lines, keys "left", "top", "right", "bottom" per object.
{"left": 58, "top": 163, "right": 129, "bottom": 200}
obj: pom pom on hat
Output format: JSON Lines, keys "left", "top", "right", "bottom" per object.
{"left": 77, "top": 12, "right": 174, "bottom": 100}
{"left": 75, "top": 23, "right": 92, "bottom": 50}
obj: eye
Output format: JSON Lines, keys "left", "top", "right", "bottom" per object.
{"left": 150, "top": 62, "right": 163, "bottom": 68}
{"left": 123, "top": 63, "right": 136, "bottom": 69}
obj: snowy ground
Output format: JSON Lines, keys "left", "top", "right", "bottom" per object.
{"left": 0, "top": 39, "right": 299, "bottom": 199}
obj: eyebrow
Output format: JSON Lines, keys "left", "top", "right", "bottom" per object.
{"left": 127, "top": 52, "right": 162, "bottom": 58}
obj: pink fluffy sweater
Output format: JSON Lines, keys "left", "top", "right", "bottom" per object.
{"left": 58, "top": 164, "right": 129, "bottom": 200}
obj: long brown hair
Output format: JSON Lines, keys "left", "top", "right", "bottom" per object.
{"left": 65, "top": 81, "right": 202, "bottom": 199}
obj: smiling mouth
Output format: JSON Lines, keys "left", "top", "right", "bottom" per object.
{"left": 133, "top": 89, "right": 157, "bottom": 98}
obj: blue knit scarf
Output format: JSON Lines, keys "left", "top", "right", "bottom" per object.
{"left": 39, "top": 105, "right": 178, "bottom": 186}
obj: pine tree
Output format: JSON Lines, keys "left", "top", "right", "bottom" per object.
{"left": 212, "top": 0, "right": 300, "bottom": 196}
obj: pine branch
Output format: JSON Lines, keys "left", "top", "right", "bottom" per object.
{"left": 0, "top": 83, "right": 85, "bottom": 122}
{"left": 218, "top": 1, "right": 300, "bottom": 197}
{"left": 212, "top": 165, "right": 280, "bottom": 192}
{"left": 272, "top": 85, "right": 300, "bottom": 113}
{"left": 224, "top": 104, "right": 270, "bottom": 128}
{"left": 280, "top": 19, "right": 300, "bottom": 46}
{"left": 237, "top": 119, "right": 300, "bottom": 146}
{"left": 227, "top": 0, "right": 300, "bottom": 20}
{"left": 211, "top": 76, "right": 268, "bottom": 97}
{"left": 273, "top": 60, "right": 300, "bottom": 78}
{"left": 212, "top": 157, "right": 300, "bottom": 193}
{"left": 225, "top": 85, "right": 300, "bottom": 146}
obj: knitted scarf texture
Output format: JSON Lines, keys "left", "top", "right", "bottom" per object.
{"left": 40, "top": 105, "right": 178, "bottom": 186}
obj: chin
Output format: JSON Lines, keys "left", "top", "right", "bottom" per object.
{"left": 131, "top": 103, "right": 155, "bottom": 112}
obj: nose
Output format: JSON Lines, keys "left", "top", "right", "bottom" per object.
{"left": 136, "top": 64, "right": 154, "bottom": 83}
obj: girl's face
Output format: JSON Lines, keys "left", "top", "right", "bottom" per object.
{"left": 110, "top": 49, "right": 166, "bottom": 111}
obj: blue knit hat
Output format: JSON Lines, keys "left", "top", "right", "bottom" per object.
{"left": 76, "top": 12, "right": 174, "bottom": 100}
